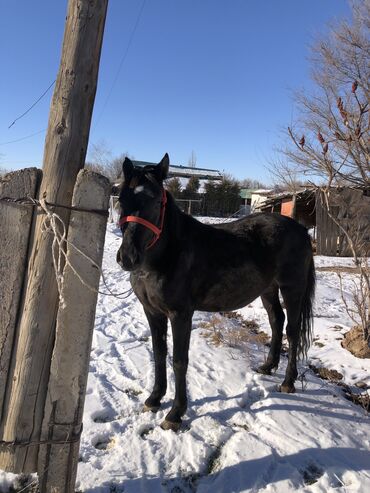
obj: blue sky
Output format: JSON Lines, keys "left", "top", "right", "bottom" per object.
{"left": 0, "top": 0, "right": 351, "bottom": 182}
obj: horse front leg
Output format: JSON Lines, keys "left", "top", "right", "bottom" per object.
{"left": 143, "top": 309, "right": 168, "bottom": 412}
{"left": 161, "top": 310, "right": 193, "bottom": 432}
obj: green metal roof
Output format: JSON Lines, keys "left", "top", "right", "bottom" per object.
{"left": 240, "top": 188, "right": 253, "bottom": 199}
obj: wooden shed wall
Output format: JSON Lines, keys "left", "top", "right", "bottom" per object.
{"left": 316, "top": 189, "right": 370, "bottom": 256}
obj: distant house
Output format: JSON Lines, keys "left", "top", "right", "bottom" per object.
{"left": 238, "top": 188, "right": 275, "bottom": 217}
{"left": 110, "top": 159, "right": 224, "bottom": 218}
{"left": 239, "top": 189, "right": 253, "bottom": 216}
{"left": 131, "top": 160, "right": 223, "bottom": 192}
{"left": 250, "top": 189, "right": 274, "bottom": 213}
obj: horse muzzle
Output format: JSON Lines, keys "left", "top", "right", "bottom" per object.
{"left": 116, "top": 247, "right": 141, "bottom": 271}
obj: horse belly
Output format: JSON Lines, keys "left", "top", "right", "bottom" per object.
{"left": 194, "top": 267, "right": 271, "bottom": 312}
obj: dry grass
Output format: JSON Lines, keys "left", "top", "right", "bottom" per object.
{"left": 339, "top": 382, "right": 370, "bottom": 413}
{"left": 309, "top": 364, "right": 343, "bottom": 382}
{"left": 309, "top": 364, "right": 369, "bottom": 413}
{"left": 199, "top": 312, "right": 269, "bottom": 351}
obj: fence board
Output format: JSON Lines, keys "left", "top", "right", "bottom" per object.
{"left": 315, "top": 191, "right": 324, "bottom": 255}
{"left": 0, "top": 168, "right": 41, "bottom": 421}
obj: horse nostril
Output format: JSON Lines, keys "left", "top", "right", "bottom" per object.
{"left": 128, "top": 249, "right": 138, "bottom": 265}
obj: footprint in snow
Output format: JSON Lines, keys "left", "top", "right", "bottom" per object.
{"left": 93, "top": 435, "right": 116, "bottom": 450}
{"left": 239, "top": 381, "right": 269, "bottom": 409}
{"left": 92, "top": 410, "right": 118, "bottom": 423}
{"left": 301, "top": 462, "right": 324, "bottom": 485}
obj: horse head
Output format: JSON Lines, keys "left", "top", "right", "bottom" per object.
{"left": 116, "top": 153, "right": 169, "bottom": 271}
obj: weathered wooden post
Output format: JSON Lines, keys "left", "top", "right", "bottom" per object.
{"left": 0, "top": 0, "right": 108, "bottom": 477}
{"left": 38, "top": 169, "right": 110, "bottom": 491}
{"left": 0, "top": 169, "right": 41, "bottom": 420}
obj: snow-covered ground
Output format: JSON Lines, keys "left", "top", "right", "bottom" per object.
{"left": 1, "top": 222, "right": 370, "bottom": 492}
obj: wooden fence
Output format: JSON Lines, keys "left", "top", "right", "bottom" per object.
{"left": 0, "top": 168, "right": 110, "bottom": 491}
{"left": 316, "top": 189, "right": 370, "bottom": 256}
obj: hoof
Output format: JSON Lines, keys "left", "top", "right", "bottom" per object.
{"left": 255, "top": 365, "right": 276, "bottom": 375}
{"left": 278, "top": 383, "right": 296, "bottom": 393}
{"left": 160, "top": 420, "right": 181, "bottom": 432}
{"left": 142, "top": 404, "right": 160, "bottom": 413}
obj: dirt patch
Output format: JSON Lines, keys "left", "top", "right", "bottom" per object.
{"left": 309, "top": 364, "right": 370, "bottom": 413}
{"left": 341, "top": 325, "right": 370, "bottom": 359}
{"left": 340, "top": 383, "right": 370, "bottom": 412}
{"left": 309, "top": 364, "right": 343, "bottom": 381}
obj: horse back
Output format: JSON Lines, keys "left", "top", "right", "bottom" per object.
{"left": 176, "top": 212, "right": 313, "bottom": 311}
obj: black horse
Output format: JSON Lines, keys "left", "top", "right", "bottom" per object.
{"left": 116, "top": 154, "right": 315, "bottom": 431}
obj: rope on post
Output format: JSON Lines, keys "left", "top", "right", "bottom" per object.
{"left": 38, "top": 199, "right": 133, "bottom": 300}
{"left": 0, "top": 195, "right": 132, "bottom": 300}
{"left": 0, "top": 195, "right": 109, "bottom": 217}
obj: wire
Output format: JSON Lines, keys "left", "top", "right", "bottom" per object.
{"left": 0, "top": 128, "right": 46, "bottom": 146}
{"left": 92, "top": 0, "right": 147, "bottom": 130}
{"left": 8, "top": 80, "right": 55, "bottom": 129}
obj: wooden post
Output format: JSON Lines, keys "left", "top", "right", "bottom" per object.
{"left": 0, "top": 169, "right": 41, "bottom": 419}
{"left": 38, "top": 170, "right": 110, "bottom": 492}
{"left": 316, "top": 190, "right": 323, "bottom": 255}
{"left": 291, "top": 194, "right": 297, "bottom": 219}
{"left": 0, "top": 0, "right": 108, "bottom": 473}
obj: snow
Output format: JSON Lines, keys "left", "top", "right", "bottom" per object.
{"left": 1, "top": 221, "right": 370, "bottom": 492}
{"left": 175, "top": 177, "right": 217, "bottom": 193}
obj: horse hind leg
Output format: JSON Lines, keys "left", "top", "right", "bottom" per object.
{"left": 279, "top": 285, "right": 303, "bottom": 393}
{"left": 257, "top": 284, "right": 285, "bottom": 375}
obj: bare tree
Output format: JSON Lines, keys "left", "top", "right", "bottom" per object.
{"left": 278, "top": 1, "right": 369, "bottom": 187}
{"left": 239, "top": 177, "right": 268, "bottom": 191}
{"left": 274, "top": 0, "right": 369, "bottom": 343}
{"left": 87, "top": 139, "right": 113, "bottom": 171}
{"left": 86, "top": 141, "right": 132, "bottom": 182}
{"left": 269, "top": 157, "right": 317, "bottom": 193}
{"left": 0, "top": 153, "right": 7, "bottom": 177}
{"left": 188, "top": 150, "right": 197, "bottom": 168}
{"left": 106, "top": 153, "right": 133, "bottom": 182}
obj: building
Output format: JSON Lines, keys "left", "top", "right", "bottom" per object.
{"left": 260, "top": 187, "right": 370, "bottom": 256}
{"left": 110, "top": 159, "right": 224, "bottom": 219}
{"left": 131, "top": 160, "right": 223, "bottom": 192}
{"left": 250, "top": 189, "right": 274, "bottom": 213}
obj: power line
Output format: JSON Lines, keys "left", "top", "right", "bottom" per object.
{"left": 8, "top": 80, "right": 55, "bottom": 129}
{"left": 0, "top": 128, "right": 46, "bottom": 146}
{"left": 4, "top": 1, "right": 146, "bottom": 143}
{"left": 93, "top": 0, "right": 147, "bottom": 131}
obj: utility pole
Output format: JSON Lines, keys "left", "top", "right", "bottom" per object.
{"left": 0, "top": 0, "right": 109, "bottom": 483}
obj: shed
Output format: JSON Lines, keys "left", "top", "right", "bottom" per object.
{"left": 260, "top": 187, "right": 370, "bottom": 256}
{"left": 260, "top": 189, "right": 316, "bottom": 228}
{"left": 251, "top": 189, "right": 274, "bottom": 213}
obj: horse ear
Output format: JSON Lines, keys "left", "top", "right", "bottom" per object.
{"left": 122, "top": 157, "right": 134, "bottom": 182}
{"left": 158, "top": 153, "right": 169, "bottom": 181}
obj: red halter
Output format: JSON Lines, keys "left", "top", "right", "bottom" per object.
{"left": 118, "top": 189, "right": 167, "bottom": 250}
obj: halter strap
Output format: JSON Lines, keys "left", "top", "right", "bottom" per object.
{"left": 119, "top": 189, "right": 167, "bottom": 250}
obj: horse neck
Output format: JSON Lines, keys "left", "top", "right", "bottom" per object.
{"left": 161, "top": 191, "right": 183, "bottom": 244}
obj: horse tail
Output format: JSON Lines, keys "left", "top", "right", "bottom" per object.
{"left": 298, "top": 252, "right": 316, "bottom": 360}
